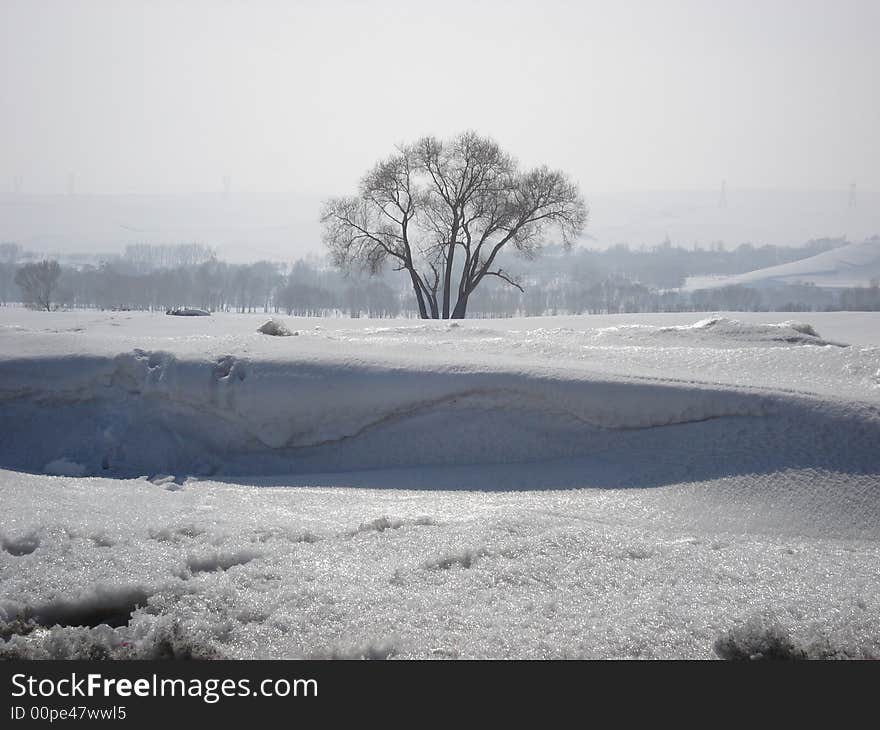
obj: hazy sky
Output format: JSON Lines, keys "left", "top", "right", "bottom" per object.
{"left": 2, "top": 0, "right": 878, "bottom": 196}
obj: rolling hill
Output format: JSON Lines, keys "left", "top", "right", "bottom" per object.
{"left": 686, "top": 237, "right": 880, "bottom": 290}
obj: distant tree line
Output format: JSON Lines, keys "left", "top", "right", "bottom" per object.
{"left": 1, "top": 239, "right": 879, "bottom": 315}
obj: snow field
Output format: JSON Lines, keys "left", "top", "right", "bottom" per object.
{"left": 1, "top": 308, "right": 878, "bottom": 658}
{"left": 2, "top": 468, "right": 879, "bottom": 659}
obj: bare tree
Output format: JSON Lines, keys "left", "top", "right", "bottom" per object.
{"left": 0, "top": 242, "right": 22, "bottom": 263}
{"left": 15, "top": 259, "right": 62, "bottom": 311}
{"left": 321, "top": 131, "right": 587, "bottom": 319}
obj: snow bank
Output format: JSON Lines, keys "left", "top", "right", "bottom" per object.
{"left": 597, "top": 317, "right": 845, "bottom": 347}
{"left": 674, "top": 317, "right": 841, "bottom": 346}
{"left": 1, "top": 346, "right": 869, "bottom": 478}
{"left": 0, "top": 312, "right": 877, "bottom": 478}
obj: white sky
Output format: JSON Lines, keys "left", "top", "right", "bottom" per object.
{"left": 2, "top": 0, "right": 878, "bottom": 196}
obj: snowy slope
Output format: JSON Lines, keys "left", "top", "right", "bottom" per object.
{"left": 1, "top": 309, "right": 878, "bottom": 659}
{"left": 686, "top": 237, "right": 880, "bottom": 290}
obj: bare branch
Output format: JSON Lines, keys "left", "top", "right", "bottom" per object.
{"left": 482, "top": 268, "right": 524, "bottom": 292}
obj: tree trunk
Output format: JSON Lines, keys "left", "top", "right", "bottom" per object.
{"left": 427, "top": 293, "right": 439, "bottom": 319}
{"left": 407, "top": 268, "right": 429, "bottom": 319}
{"left": 451, "top": 294, "right": 468, "bottom": 319}
{"left": 442, "top": 245, "right": 454, "bottom": 319}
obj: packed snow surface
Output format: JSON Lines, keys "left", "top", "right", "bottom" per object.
{"left": 0, "top": 309, "right": 878, "bottom": 659}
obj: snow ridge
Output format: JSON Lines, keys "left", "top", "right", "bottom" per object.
{"left": 0, "top": 348, "right": 877, "bottom": 481}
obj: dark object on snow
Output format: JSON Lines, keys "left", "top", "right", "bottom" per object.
{"left": 714, "top": 619, "right": 807, "bottom": 660}
{"left": 166, "top": 308, "right": 211, "bottom": 316}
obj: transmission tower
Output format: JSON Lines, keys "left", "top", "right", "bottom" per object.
{"left": 848, "top": 182, "right": 857, "bottom": 208}
{"left": 719, "top": 179, "right": 728, "bottom": 209}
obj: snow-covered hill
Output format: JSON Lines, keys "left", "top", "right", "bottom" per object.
{"left": 686, "top": 237, "right": 880, "bottom": 290}
{"left": 1, "top": 310, "right": 878, "bottom": 659}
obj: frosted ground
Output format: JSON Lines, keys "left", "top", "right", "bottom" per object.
{"left": 0, "top": 309, "right": 878, "bottom": 659}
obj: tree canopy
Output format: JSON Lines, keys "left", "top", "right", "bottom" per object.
{"left": 15, "top": 259, "right": 62, "bottom": 311}
{"left": 321, "top": 131, "right": 587, "bottom": 319}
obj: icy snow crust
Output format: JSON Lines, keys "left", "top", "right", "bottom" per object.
{"left": 1, "top": 308, "right": 879, "bottom": 659}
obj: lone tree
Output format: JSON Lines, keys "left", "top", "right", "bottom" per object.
{"left": 15, "top": 259, "right": 62, "bottom": 311}
{"left": 321, "top": 131, "right": 587, "bottom": 319}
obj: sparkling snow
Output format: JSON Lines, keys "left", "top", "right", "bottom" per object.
{"left": 1, "top": 309, "right": 878, "bottom": 659}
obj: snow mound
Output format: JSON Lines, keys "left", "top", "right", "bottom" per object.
{"left": 257, "top": 319, "right": 296, "bottom": 336}
{"left": 166, "top": 308, "right": 210, "bottom": 316}
{"left": 597, "top": 317, "right": 845, "bottom": 347}
{"left": 685, "top": 317, "right": 832, "bottom": 345}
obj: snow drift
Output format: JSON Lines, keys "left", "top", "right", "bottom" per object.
{"left": 0, "top": 312, "right": 877, "bottom": 481}
{"left": 0, "top": 347, "right": 877, "bottom": 481}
